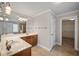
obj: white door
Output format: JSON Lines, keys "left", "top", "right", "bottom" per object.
{"left": 49, "top": 14, "right": 56, "bottom": 50}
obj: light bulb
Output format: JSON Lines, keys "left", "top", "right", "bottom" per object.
{"left": 5, "top": 18, "right": 8, "bottom": 21}
{"left": 5, "top": 6, "right": 11, "bottom": 15}
{"left": 18, "top": 17, "right": 28, "bottom": 22}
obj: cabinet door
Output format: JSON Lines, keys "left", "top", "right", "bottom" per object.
{"left": 31, "top": 35, "right": 37, "bottom": 46}
{"left": 21, "top": 35, "right": 37, "bottom": 46}
{"left": 22, "top": 36, "right": 31, "bottom": 44}
{"left": 26, "top": 36, "right": 32, "bottom": 44}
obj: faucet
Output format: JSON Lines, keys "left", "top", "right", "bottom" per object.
{"left": 6, "top": 40, "right": 13, "bottom": 51}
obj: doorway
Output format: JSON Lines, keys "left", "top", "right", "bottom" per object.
{"left": 62, "top": 20, "right": 75, "bottom": 49}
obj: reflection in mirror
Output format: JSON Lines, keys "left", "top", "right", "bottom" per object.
{"left": 19, "top": 22, "right": 26, "bottom": 33}
{"left": 0, "top": 16, "right": 27, "bottom": 35}
{"left": 13, "top": 24, "right": 19, "bottom": 33}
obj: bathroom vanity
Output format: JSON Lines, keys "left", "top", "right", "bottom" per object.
{"left": 0, "top": 33, "right": 37, "bottom": 56}
{"left": 21, "top": 34, "right": 38, "bottom": 47}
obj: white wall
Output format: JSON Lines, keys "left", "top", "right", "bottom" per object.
{"left": 35, "top": 12, "right": 50, "bottom": 50}
{"left": 26, "top": 10, "right": 56, "bottom": 51}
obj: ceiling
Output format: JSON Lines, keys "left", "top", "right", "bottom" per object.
{"left": 10, "top": 2, "right": 79, "bottom": 17}
{"left": 10, "top": 2, "right": 51, "bottom": 17}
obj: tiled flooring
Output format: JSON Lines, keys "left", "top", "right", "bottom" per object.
{"left": 32, "top": 45, "right": 77, "bottom": 56}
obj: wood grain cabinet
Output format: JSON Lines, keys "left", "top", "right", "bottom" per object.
{"left": 21, "top": 35, "right": 38, "bottom": 47}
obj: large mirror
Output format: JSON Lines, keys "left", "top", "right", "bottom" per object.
{"left": 0, "top": 2, "right": 27, "bottom": 42}
{"left": 0, "top": 14, "right": 26, "bottom": 35}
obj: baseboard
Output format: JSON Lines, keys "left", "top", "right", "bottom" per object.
{"left": 56, "top": 41, "right": 61, "bottom": 46}
{"left": 37, "top": 44, "right": 51, "bottom": 52}
{"left": 75, "top": 47, "right": 79, "bottom": 51}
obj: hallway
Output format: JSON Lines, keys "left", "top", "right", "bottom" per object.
{"left": 62, "top": 38, "right": 74, "bottom": 49}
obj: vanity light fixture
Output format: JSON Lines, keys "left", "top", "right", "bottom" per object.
{"left": 70, "top": 19, "right": 74, "bottom": 20}
{"left": 22, "top": 18, "right": 28, "bottom": 21}
{"left": 5, "top": 6, "right": 12, "bottom": 15}
{"left": 69, "top": 18, "right": 75, "bottom": 20}
{"left": 0, "top": 2, "right": 12, "bottom": 15}
{"left": 0, "top": 17, "right": 9, "bottom": 21}
{"left": 18, "top": 17, "right": 22, "bottom": 21}
{"left": 5, "top": 18, "right": 9, "bottom": 21}
{"left": 18, "top": 17, "right": 28, "bottom": 22}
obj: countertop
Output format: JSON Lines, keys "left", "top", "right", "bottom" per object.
{"left": 0, "top": 33, "right": 37, "bottom": 56}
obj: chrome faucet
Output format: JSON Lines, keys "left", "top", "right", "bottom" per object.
{"left": 6, "top": 40, "right": 13, "bottom": 51}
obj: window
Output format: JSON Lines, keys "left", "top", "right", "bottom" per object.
{"left": 13, "top": 24, "right": 19, "bottom": 32}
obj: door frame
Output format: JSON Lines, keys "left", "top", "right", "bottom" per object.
{"left": 60, "top": 16, "right": 78, "bottom": 50}
{"left": 62, "top": 20, "right": 75, "bottom": 48}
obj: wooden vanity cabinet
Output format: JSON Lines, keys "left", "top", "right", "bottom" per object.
{"left": 31, "top": 35, "right": 37, "bottom": 46}
{"left": 21, "top": 35, "right": 38, "bottom": 47}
